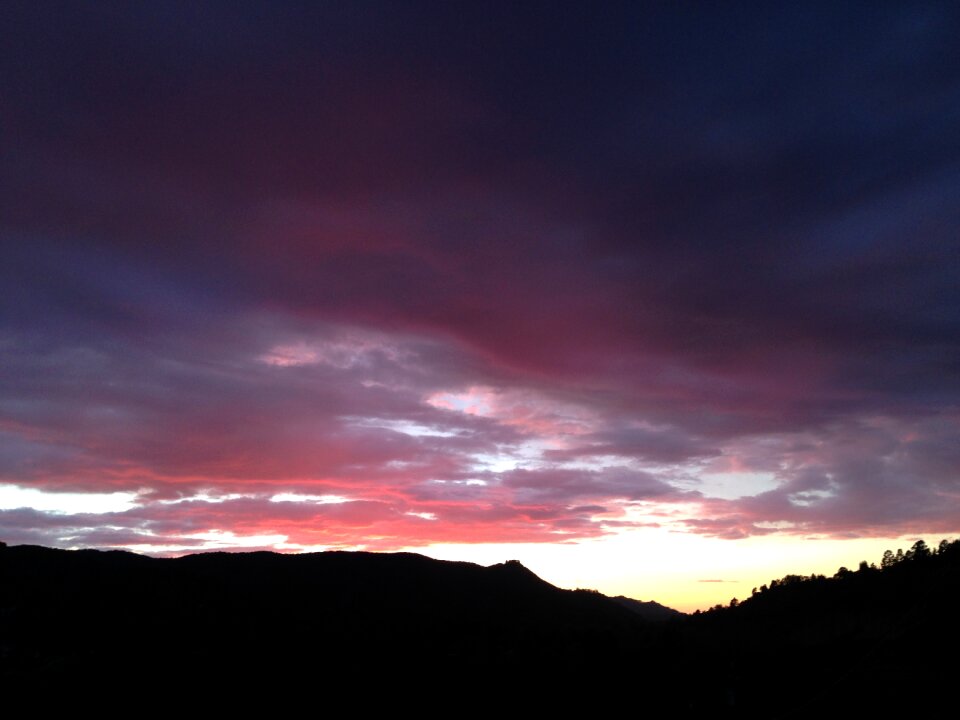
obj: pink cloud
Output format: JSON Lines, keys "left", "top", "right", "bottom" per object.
{"left": 3, "top": 4, "right": 960, "bottom": 553}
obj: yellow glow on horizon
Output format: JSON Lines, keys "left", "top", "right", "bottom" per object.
{"left": 412, "top": 529, "right": 953, "bottom": 613}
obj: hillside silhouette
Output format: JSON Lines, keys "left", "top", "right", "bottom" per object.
{"left": 610, "top": 593, "right": 684, "bottom": 621}
{"left": 0, "top": 545, "right": 658, "bottom": 694}
{"left": 676, "top": 538, "right": 960, "bottom": 716}
{"left": 1, "top": 539, "right": 958, "bottom": 715}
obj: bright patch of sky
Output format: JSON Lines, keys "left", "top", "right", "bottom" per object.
{"left": 258, "top": 332, "right": 412, "bottom": 370}
{"left": 159, "top": 491, "right": 255, "bottom": 505}
{"left": 695, "top": 471, "right": 781, "bottom": 500}
{"left": 0, "top": 484, "right": 141, "bottom": 514}
{"left": 469, "top": 440, "right": 548, "bottom": 473}
{"left": 121, "top": 529, "right": 291, "bottom": 555}
{"left": 346, "top": 417, "right": 461, "bottom": 437}
{"left": 426, "top": 387, "right": 495, "bottom": 416}
{"left": 269, "top": 492, "right": 352, "bottom": 504}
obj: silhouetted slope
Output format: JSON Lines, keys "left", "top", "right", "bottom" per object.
{"left": 671, "top": 539, "right": 960, "bottom": 717}
{"left": 3, "top": 540, "right": 958, "bottom": 716}
{"left": 0, "top": 545, "right": 654, "bottom": 690}
{"left": 610, "top": 594, "right": 684, "bottom": 621}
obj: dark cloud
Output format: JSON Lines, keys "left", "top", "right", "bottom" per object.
{"left": 500, "top": 468, "right": 682, "bottom": 505}
{"left": 2, "top": 3, "right": 960, "bottom": 549}
{"left": 546, "top": 426, "right": 721, "bottom": 464}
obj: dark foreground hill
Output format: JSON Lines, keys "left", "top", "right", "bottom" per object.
{"left": 611, "top": 594, "right": 684, "bottom": 621}
{"left": 2, "top": 540, "right": 959, "bottom": 715}
{"left": 0, "top": 545, "right": 661, "bottom": 691}
{"left": 677, "top": 539, "right": 960, "bottom": 717}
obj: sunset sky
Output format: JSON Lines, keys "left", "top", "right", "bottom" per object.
{"left": 2, "top": 3, "right": 959, "bottom": 611}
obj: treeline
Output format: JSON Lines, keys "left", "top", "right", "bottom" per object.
{"left": 673, "top": 536, "right": 960, "bottom": 714}
{"left": 700, "top": 537, "right": 959, "bottom": 613}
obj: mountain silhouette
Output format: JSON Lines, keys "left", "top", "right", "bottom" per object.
{"left": 0, "top": 544, "right": 660, "bottom": 695}
{"left": 610, "top": 594, "right": 684, "bottom": 621}
{"left": 2, "top": 539, "right": 958, "bottom": 715}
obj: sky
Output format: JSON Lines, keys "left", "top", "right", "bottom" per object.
{"left": 2, "top": 2, "right": 960, "bottom": 611}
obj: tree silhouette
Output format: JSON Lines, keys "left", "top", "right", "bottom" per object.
{"left": 906, "top": 539, "right": 930, "bottom": 560}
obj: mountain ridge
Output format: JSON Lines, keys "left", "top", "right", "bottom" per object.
{"left": 3, "top": 539, "right": 959, "bottom": 715}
